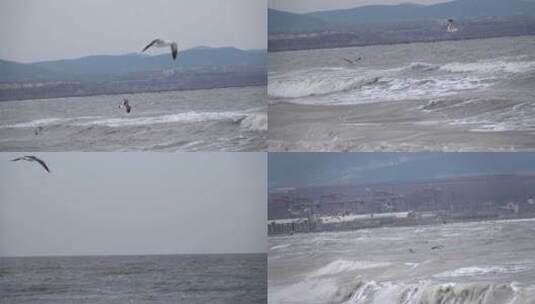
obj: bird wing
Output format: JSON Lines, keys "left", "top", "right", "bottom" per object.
{"left": 343, "top": 58, "right": 353, "bottom": 64}
{"left": 171, "top": 42, "right": 178, "bottom": 60}
{"left": 11, "top": 157, "right": 23, "bottom": 161}
{"left": 29, "top": 156, "right": 51, "bottom": 173}
{"left": 142, "top": 39, "right": 160, "bottom": 52}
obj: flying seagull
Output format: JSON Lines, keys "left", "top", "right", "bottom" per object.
{"left": 119, "top": 98, "right": 132, "bottom": 113}
{"left": 446, "top": 19, "right": 459, "bottom": 33}
{"left": 343, "top": 57, "right": 361, "bottom": 65}
{"left": 142, "top": 39, "right": 178, "bottom": 60}
{"left": 11, "top": 155, "right": 51, "bottom": 173}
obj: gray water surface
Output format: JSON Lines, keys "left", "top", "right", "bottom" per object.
{"left": 0, "top": 86, "right": 267, "bottom": 151}
{"left": 268, "top": 219, "right": 535, "bottom": 303}
{"left": 1, "top": 253, "right": 267, "bottom": 304}
{"left": 268, "top": 36, "right": 535, "bottom": 151}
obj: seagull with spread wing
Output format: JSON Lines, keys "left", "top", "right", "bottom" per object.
{"left": 11, "top": 155, "right": 51, "bottom": 173}
{"left": 119, "top": 98, "right": 132, "bottom": 114}
{"left": 343, "top": 57, "right": 362, "bottom": 65}
{"left": 446, "top": 18, "right": 459, "bottom": 33}
{"left": 142, "top": 38, "right": 178, "bottom": 60}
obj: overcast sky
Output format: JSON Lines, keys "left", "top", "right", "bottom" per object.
{"left": 269, "top": 0, "right": 454, "bottom": 13}
{"left": 0, "top": 0, "right": 266, "bottom": 63}
{"left": 269, "top": 153, "right": 535, "bottom": 188}
{"left": 0, "top": 153, "right": 266, "bottom": 257}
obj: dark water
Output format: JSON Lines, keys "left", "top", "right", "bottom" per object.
{"left": 0, "top": 254, "right": 266, "bottom": 304}
{"left": 0, "top": 86, "right": 267, "bottom": 152}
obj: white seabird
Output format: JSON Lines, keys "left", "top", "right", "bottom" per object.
{"left": 446, "top": 19, "right": 459, "bottom": 33}
{"left": 142, "top": 39, "right": 178, "bottom": 60}
{"left": 11, "top": 155, "right": 51, "bottom": 173}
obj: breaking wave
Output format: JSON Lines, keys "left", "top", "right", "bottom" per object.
{"left": 77, "top": 111, "right": 247, "bottom": 127}
{"left": 239, "top": 112, "right": 267, "bottom": 131}
{"left": 309, "top": 260, "right": 391, "bottom": 278}
{"left": 271, "top": 279, "right": 529, "bottom": 304}
{"left": 435, "top": 265, "right": 530, "bottom": 278}
{"left": 268, "top": 68, "right": 381, "bottom": 99}
{"left": 441, "top": 59, "right": 535, "bottom": 74}
{"left": 1, "top": 111, "right": 266, "bottom": 131}
{"left": 268, "top": 58, "right": 535, "bottom": 105}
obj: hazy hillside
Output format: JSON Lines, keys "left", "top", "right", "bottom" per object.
{"left": 309, "top": 0, "right": 535, "bottom": 27}
{"left": 30, "top": 47, "right": 265, "bottom": 77}
{"left": 268, "top": 9, "right": 326, "bottom": 33}
{"left": 0, "top": 60, "right": 62, "bottom": 82}
{"left": 0, "top": 47, "right": 266, "bottom": 100}
{"left": 269, "top": 0, "right": 535, "bottom": 33}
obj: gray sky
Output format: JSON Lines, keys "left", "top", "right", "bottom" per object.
{"left": 269, "top": 0, "right": 453, "bottom": 13}
{"left": 0, "top": 0, "right": 266, "bottom": 63}
{"left": 0, "top": 153, "right": 266, "bottom": 257}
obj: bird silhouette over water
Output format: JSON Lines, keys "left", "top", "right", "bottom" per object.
{"left": 119, "top": 98, "right": 132, "bottom": 113}
{"left": 34, "top": 126, "right": 43, "bottom": 135}
{"left": 343, "top": 57, "right": 362, "bottom": 65}
{"left": 142, "top": 38, "right": 178, "bottom": 60}
{"left": 446, "top": 19, "right": 459, "bottom": 33}
{"left": 11, "top": 155, "right": 51, "bottom": 173}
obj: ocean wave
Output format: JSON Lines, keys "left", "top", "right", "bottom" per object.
{"left": 270, "top": 279, "right": 528, "bottom": 304}
{"left": 268, "top": 67, "right": 381, "bottom": 99}
{"left": 1, "top": 111, "right": 266, "bottom": 130}
{"left": 441, "top": 59, "right": 535, "bottom": 74}
{"left": 76, "top": 111, "right": 247, "bottom": 127}
{"left": 435, "top": 265, "right": 530, "bottom": 278}
{"left": 2, "top": 117, "right": 101, "bottom": 128}
{"left": 443, "top": 101, "right": 535, "bottom": 132}
{"left": 346, "top": 280, "right": 520, "bottom": 304}
{"left": 270, "top": 244, "right": 291, "bottom": 251}
{"left": 390, "top": 62, "right": 440, "bottom": 73}
{"left": 239, "top": 112, "right": 267, "bottom": 131}
{"left": 309, "top": 260, "right": 391, "bottom": 278}
{"left": 268, "top": 64, "right": 495, "bottom": 105}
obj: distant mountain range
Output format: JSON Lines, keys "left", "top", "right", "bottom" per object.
{"left": 0, "top": 47, "right": 266, "bottom": 101}
{"left": 0, "top": 47, "right": 266, "bottom": 83}
{"left": 269, "top": 0, "right": 535, "bottom": 33}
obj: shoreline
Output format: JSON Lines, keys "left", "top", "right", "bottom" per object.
{"left": 267, "top": 215, "right": 535, "bottom": 238}
{"left": 0, "top": 83, "right": 267, "bottom": 103}
{"left": 268, "top": 33, "right": 535, "bottom": 53}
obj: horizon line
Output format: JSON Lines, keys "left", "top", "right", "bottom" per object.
{"left": 0, "top": 251, "right": 267, "bottom": 259}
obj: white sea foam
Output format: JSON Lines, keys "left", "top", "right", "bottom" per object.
{"left": 270, "top": 279, "right": 522, "bottom": 304}
{"left": 240, "top": 112, "right": 267, "bottom": 131}
{"left": 75, "top": 111, "right": 247, "bottom": 127}
{"left": 269, "top": 67, "right": 493, "bottom": 105}
{"left": 268, "top": 68, "right": 381, "bottom": 99}
{"left": 309, "top": 260, "right": 391, "bottom": 278}
{"left": 270, "top": 244, "right": 291, "bottom": 251}
{"left": 435, "top": 265, "right": 530, "bottom": 278}
{"left": 441, "top": 60, "right": 535, "bottom": 74}
{"left": 3, "top": 118, "right": 68, "bottom": 128}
